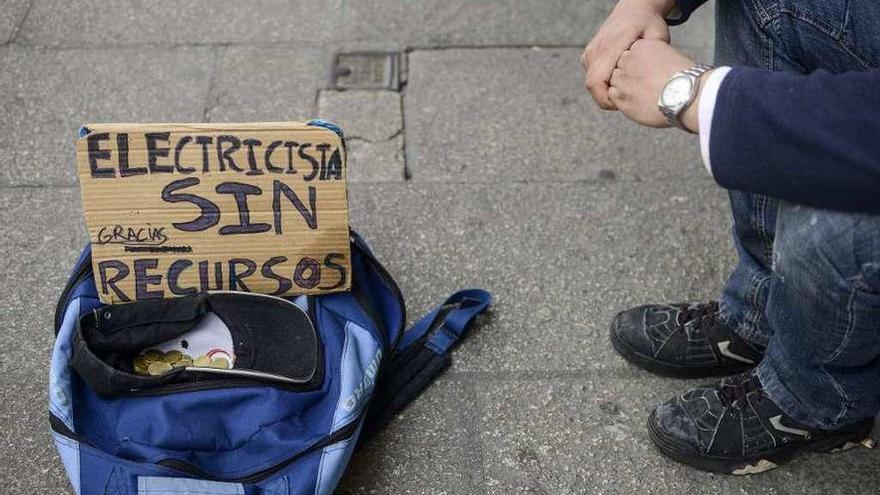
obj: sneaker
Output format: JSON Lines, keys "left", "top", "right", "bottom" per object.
{"left": 647, "top": 370, "right": 875, "bottom": 475}
{"left": 610, "top": 301, "right": 764, "bottom": 378}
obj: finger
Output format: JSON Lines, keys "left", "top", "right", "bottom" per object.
{"left": 585, "top": 35, "right": 637, "bottom": 109}
{"left": 586, "top": 76, "right": 615, "bottom": 110}
{"left": 608, "top": 86, "right": 623, "bottom": 106}
{"left": 586, "top": 60, "right": 617, "bottom": 109}
{"left": 617, "top": 49, "right": 631, "bottom": 69}
{"left": 643, "top": 22, "right": 671, "bottom": 42}
{"left": 609, "top": 68, "right": 623, "bottom": 86}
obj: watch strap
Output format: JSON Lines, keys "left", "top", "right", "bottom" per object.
{"left": 661, "top": 63, "right": 714, "bottom": 130}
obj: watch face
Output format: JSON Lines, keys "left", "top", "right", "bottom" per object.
{"left": 661, "top": 75, "right": 693, "bottom": 107}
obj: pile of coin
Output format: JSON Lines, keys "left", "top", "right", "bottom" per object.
{"left": 132, "top": 349, "right": 230, "bottom": 376}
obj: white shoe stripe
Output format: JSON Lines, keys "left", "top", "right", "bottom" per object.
{"left": 769, "top": 415, "right": 811, "bottom": 439}
{"left": 718, "top": 340, "right": 756, "bottom": 364}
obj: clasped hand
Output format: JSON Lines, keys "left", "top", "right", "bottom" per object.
{"left": 580, "top": 0, "right": 703, "bottom": 132}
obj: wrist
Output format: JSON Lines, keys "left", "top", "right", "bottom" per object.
{"left": 681, "top": 69, "right": 713, "bottom": 133}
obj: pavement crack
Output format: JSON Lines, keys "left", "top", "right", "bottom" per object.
{"left": 345, "top": 127, "right": 403, "bottom": 145}
{"left": 201, "top": 46, "right": 226, "bottom": 123}
{"left": 6, "top": 0, "right": 35, "bottom": 45}
{"left": 400, "top": 84, "right": 411, "bottom": 181}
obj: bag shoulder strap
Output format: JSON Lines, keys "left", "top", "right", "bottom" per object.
{"left": 359, "top": 289, "right": 491, "bottom": 445}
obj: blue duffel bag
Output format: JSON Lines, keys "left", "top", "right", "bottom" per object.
{"left": 49, "top": 231, "right": 491, "bottom": 495}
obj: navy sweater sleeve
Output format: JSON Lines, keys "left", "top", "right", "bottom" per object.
{"left": 710, "top": 68, "right": 880, "bottom": 213}
{"left": 667, "top": 0, "right": 710, "bottom": 26}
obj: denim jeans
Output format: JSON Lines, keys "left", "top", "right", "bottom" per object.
{"left": 714, "top": 0, "right": 880, "bottom": 430}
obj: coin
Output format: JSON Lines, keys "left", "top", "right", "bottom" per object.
{"left": 209, "top": 357, "right": 230, "bottom": 369}
{"left": 194, "top": 355, "right": 211, "bottom": 367}
{"left": 133, "top": 356, "right": 149, "bottom": 372}
{"left": 147, "top": 361, "right": 173, "bottom": 376}
{"left": 143, "top": 349, "right": 162, "bottom": 361}
{"left": 162, "top": 350, "right": 183, "bottom": 363}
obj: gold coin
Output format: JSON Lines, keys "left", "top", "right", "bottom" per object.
{"left": 209, "top": 357, "right": 230, "bottom": 369}
{"left": 147, "top": 361, "right": 173, "bottom": 376}
{"left": 177, "top": 356, "right": 193, "bottom": 366}
{"left": 162, "top": 350, "right": 183, "bottom": 363}
{"left": 133, "top": 356, "right": 149, "bottom": 370}
{"left": 143, "top": 349, "right": 162, "bottom": 361}
{"left": 194, "top": 355, "right": 211, "bottom": 367}
{"left": 171, "top": 360, "right": 188, "bottom": 368}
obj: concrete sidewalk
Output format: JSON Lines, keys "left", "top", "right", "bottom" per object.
{"left": 1, "top": 1, "right": 877, "bottom": 493}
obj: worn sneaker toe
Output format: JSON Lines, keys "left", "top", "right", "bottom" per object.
{"left": 648, "top": 397, "right": 700, "bottom": 453}
{"left": 610, "top": 306, "right": 655, "bottom": 357}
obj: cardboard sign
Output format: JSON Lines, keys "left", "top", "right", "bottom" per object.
{"left": 76, "top": 122, "right": 351, "bottom": 304}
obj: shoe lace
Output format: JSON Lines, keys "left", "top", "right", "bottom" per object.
{"left": 676, "top": 301, "right": 719, "bottom": 333}
{"left": 719, "top": 372, "right": 764, "bottom": 408}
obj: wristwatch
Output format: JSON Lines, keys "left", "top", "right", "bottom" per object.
{"left": 658, "top": 63, "right": 714, "bottom": 130}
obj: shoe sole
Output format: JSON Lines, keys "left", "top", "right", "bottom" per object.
{"left": 609, "top": 316, "right": 755, "bottom": 379}
{"left": 647, "top": 411, "right": 875, "bottom": 475}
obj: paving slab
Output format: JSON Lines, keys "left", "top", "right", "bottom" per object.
{"left": 473, "top": 376, "right": 880, "bottom": 494}
{"left": 15, "top": 0, "right": 714, "bottom": 50}
{"left": 405, "top": 48, "right": 708, "bottom": 184}
{"left": 318, "top": 90, "right": 406, "bottom": 182}
{"left": 0, "top": 0, "right": 30, "bottom": 44}
{"left": 339, "top": 376, "right": 478, "bottom": 494}
{"left": 346, "top": 178, "right": 735, "bottom": 373}
{"left": 0, "top": 46, "right": 213, "bottom": 186}
{"left": 0, "top": 186, "right": 86, "bottom": 493}
{"left": 673, "top": 0, "right": 715, "bottom": 51}
{"left": 206, "top": 46, "right": 329, "bottom": 123}
{"left": 0, "top": 187, "right": 85, "bottom": 375}
{"left": 15, "top": 0, "right": 343, "bottom": 47}
{"left": 319, "top": 90, "right": 403, "bottom": 142}
{"left": 341, "top": 0, "right": 713, "bottom": 50}
{"left": 0, "top": 373, "right": 72, "bottom": 494}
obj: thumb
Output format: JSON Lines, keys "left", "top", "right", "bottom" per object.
{"left": 643, "top": 22, "right": 670, "bottom": 42}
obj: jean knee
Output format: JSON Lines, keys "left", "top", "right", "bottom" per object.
{"left": 772, "top": 205, "right": 880, "bottom": 367}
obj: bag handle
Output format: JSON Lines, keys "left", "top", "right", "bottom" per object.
{"left": 396, "top": 288, "right": 492, "bottom": 353}
{"left": 359, "top": 289, "right": 492, "bottom": 445}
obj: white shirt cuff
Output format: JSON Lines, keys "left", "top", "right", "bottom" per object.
{"left": 698, "top": 66, "right": 732, "bottom": 178}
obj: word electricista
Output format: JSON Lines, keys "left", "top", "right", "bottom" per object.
{"left": 85, "top": 131, "right": 344, "bottom": 180}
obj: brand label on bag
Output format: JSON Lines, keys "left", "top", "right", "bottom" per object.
{"left": 76, "top": 122, "right": 351, "bottom": 304}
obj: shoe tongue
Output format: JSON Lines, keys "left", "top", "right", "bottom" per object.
{"left": 677, "top": 302, "right": 716, "bottom": 327}
{"left": 719, "top": 371, "right": 763, "bottom": 406}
